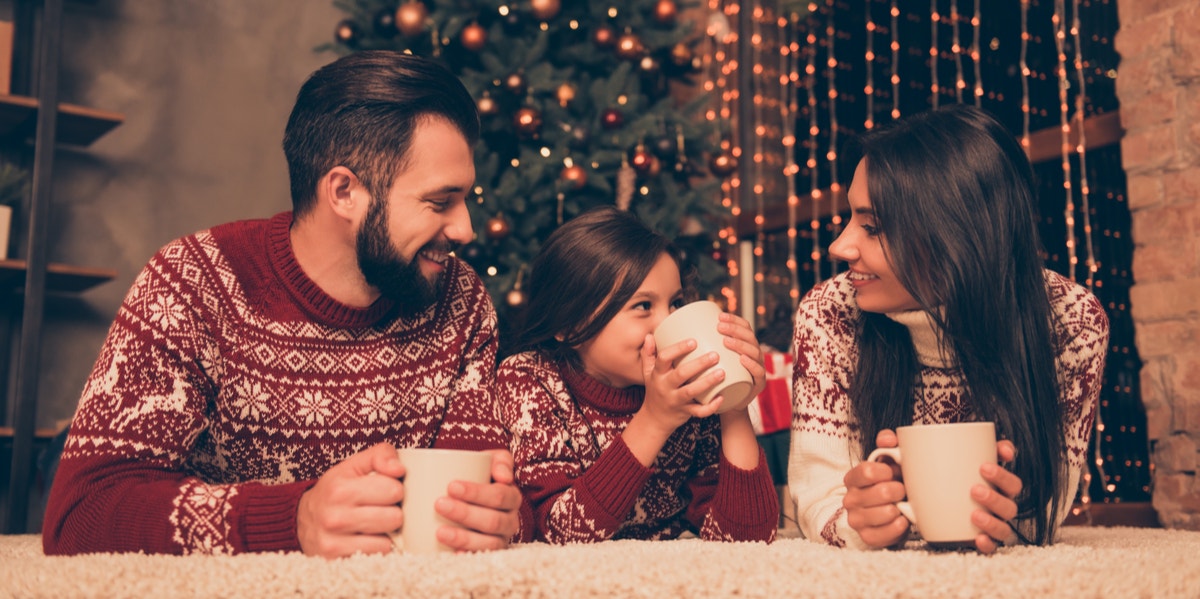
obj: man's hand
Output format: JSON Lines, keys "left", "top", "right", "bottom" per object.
{"left": 432, "top": 448, "right": 524, "bottom": 552}
{"left": 297, "top": 442, "right": 406, "bottom": 558}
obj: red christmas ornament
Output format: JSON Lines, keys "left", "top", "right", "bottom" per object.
{"left": 653, "top": 0, "right": 678, "bottom": 25}
{"left": 600, "top": 108, "right": 624, "bottom": 130}
{"left": 513, "top": 107, "right": 543, "bottom": 137}
{"left": 561, "top": 164, "right": 587, "bottom": 189}
{"left": 460, "top": 22, "right": 487, "bottom": 51}
{"left": 485, "top": 215, "right": 511, "bottom": 240}
{"left": 593, "top": 25, "right": 616, "bottom": 48}
{"left": 630, "top": 145, "right": 654, "bottom": 175}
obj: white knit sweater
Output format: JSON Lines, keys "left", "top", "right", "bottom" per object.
{"left": 787, "top": 270, "right": 1110, "bottom": 549}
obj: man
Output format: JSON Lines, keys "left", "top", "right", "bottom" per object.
{"left": 42, "top": 51, "right": 526, "bottom": 557}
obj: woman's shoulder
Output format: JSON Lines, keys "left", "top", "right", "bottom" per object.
{"left": 1042, "top": 269, "right": 1110, "bottom": 348}
{"left": 796, "top": 271, "right": 861, "bottom": 334}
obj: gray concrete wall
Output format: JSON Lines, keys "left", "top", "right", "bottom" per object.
{"left": 7, "top": 1, "right": 343, "bottom": 428}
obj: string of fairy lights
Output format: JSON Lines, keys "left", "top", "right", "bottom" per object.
{"left": 710, "top": 0, "right": 1120, "bottom": 505}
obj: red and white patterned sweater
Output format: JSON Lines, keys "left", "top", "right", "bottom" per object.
{"left": 496, "top": 351, "right": 778, "bottom": 544}
{"left": 788, "top": 270, "right": 1109, "bottom": 549}
{"left": 43, "top": 212, "right": 509, "bottom": 555}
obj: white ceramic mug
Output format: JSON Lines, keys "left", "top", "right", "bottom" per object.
{"left": 653, "top": 300, "right": 755, "bottom": 413}
{"left": 389, "top": 447, "right": 493, "bottom": 555}
{"left": 866, "top": 421, "right": 997, "bottom": 548}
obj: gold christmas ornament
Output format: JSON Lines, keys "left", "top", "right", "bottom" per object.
{"left": 334, "top": 20, "right": 361, "bottom": 45}
{"left": 395, "top": 2, "right": 429, "bottom": 37}
{"left": 476, "top": 93, "right": 498, "bottom": 116}
{"left": 506, "top": 288, "right": 528, "bottom": 308}
{"left": 504, "top": 72, "right": 527, "bottom": 95}
{"left": 670, "top": 42, "right": 693, "bottom": 67}
{"left": 529, "top": 0, "right": 562, "bottom": 20}
{"left": 556, "top": 82, "right": 577, "bottom": 107}
{"left": 709, "top": 152, "right": 738, "bottom": 177}
{"left": 460, "top": 22, "right": 487, "bottom": 51}
{"left": 615, "top": 32, "right": 644, "bottom": 61}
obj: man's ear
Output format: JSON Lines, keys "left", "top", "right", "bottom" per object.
{"left": 320, "top": 166, "right": 366, "bottom": 222}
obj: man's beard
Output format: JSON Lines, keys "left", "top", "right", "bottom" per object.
{"left": 356, "top": 197, "right": 447, "bottom": 318}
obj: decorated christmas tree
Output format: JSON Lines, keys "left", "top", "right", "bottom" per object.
{"left": 327, "top": 0, "right": 737, "bottom": 341}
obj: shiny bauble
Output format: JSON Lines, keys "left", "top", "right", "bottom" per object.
{"left": 460, "top": 22, "right": 487, "bottom": 51}
{"left": 556, "top": 82, "right": 577, "bottom": 107}
{"left": 639, "top": 55, "right": 659, "bottom": 74}
{"left": 568, "top": 125, "right": 591, "bottom": 148}
{"left": 504, "top": 72, "right": 527, "bottom": 95}
{"left": 334, "top": 20, "right": 362, "bottom": 46}
{"left": 653, "top": 0, "right": 678, "bottom": 25}
{"left": 709, "top": 152, "right": 738, "bottom": 177}
{"left": 600, "top": 108, "right": 624, "bottom": 130}
{"left": 506, "top": 288, "right": 528, "bottom": 308}
{"left": 485, "top": 215, "right": 511, "bottom": 240}
{"left": 670, "top": 42, "right": 693, "bottom": 67}
{"left": 592, "top": 25, "right": 616, "bottom": 48}
{"left": 615, "top": 32, "right": 644, "bottom": 60}
{"left": 652, "top": 134, "right": 677, "bottom": 159}
{"left": 630, "top": 145, "right": 654, "bottom": 175}
{"left": 561, "top": 164, "right": 587, "bottom": 189}
{"left": 513, "top": 107, "right": 543, "bottom": 137}
{"left": 529, "top": 0, "right": 562, "bottom": 20}
{"left": 476, "top": 93, "right": 499, "bottom": 117}
{"left": 395, "top": 2, "right": 429, "bottom": 37}
{"left": 373, "top": 9, "right": 397, "bottom": 36}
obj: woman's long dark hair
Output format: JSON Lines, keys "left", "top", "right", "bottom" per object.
{"left": 849, "top": 105, "right": 1064, "bottom": 545}
{"left": 511, "top": 206, "right": 692, "bottom": 370}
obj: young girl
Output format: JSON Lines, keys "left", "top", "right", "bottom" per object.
{"left": 496, "top": 207, "right": 779, "bottom": 543}
{"left": 788, "top": 105, "right": 1109, "bottom": 553}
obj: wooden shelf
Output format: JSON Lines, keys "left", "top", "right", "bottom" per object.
{"left": 0, "top": 259, "right": 117, "bottom": 293}
{"left": 0, "top": 94, "right": 124, "bottom": 147}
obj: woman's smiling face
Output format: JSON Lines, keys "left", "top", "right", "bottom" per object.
{"left": 828, "top": 159, "right": 921, "bottom": 314}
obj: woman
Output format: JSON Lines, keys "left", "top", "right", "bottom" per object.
{"left": 496, "top": 206, "right": 779, "bottom": 543}
{"left": 788, "top": 105, "right": 1109, "bottom": 553}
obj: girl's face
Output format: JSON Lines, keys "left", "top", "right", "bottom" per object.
{"left": 574, "top": 253, "right": 685, "bottom": 388}
{"left": 828, "top": 159, "right": 921, "bottom": 314}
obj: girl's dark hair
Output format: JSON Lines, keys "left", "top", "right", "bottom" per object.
{"left": 282, "top": 51, "right": 480, "bottom": 217}
{"left": 513, "top": 206, "right": 692, "bottom": 369}
{"left": 848, "top": 104, "right": 1064, "bottom": 545}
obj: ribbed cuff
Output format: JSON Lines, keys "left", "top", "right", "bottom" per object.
{"left": 712, "top": 447, "right": 779, "bottom": 530}
{"left": 239, "top": 480, "right": 317, "bottom": 553}
{"left": 578, "top": 436, "right": 653, "bottom": 521}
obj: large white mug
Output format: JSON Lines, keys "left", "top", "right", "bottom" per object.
{"left": 653, "top": 300, "right": 756, "bottom": 413}
{"left": 389, "top": 447, "right": 493, "bottom": 555}
{"left": 866, "top": 421, "right": 997, "bottom": 548}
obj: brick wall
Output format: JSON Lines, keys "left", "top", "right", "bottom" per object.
{"left": 1117, "top": 0, "right": 1200, "bottom": 529}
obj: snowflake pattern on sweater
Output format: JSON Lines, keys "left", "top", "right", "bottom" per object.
{"left": 787, "top": 270, "right": 1108, "bottom": 549}
{"left": 496, "top": 351, "right": 778, "bottom": 544}
{"left": 43, "top": 212, "right": 507, "bottom": 555}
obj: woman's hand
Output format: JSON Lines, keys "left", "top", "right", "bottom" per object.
{"left": 842, "top": 429, "right": 910, "bottom": 548}
{"left": 971, "top": 440, "right": 1022, "bottom": 554}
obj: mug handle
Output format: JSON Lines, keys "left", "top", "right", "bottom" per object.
{"left": 865, "top": 447, "right": 917, "bottom": 527}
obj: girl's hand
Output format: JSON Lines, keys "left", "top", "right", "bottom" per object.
{"left": 971, "top": 440, "right": 1022, "bottom": 554}
{"left": 717, "top": 312, "right": 768, "bottom": 401}
{"left": 843, "top": 429, "right": 910, "bottom": 548}
{"left": 638, "top": 333, "right": 725, "bottom": 435}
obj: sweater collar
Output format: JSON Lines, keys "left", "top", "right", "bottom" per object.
{"left": 884, "top": 308, "right": 955, "bottom": 368}
{"left": 561, "top": 364, "right": 645, "bottom": 415}
{"left": 268, "top": 211, "right": 397, "bottom": 328}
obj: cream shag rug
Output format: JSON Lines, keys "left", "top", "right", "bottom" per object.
{"left": 2, "top": 527, "right": 1198, "bottom": 598}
